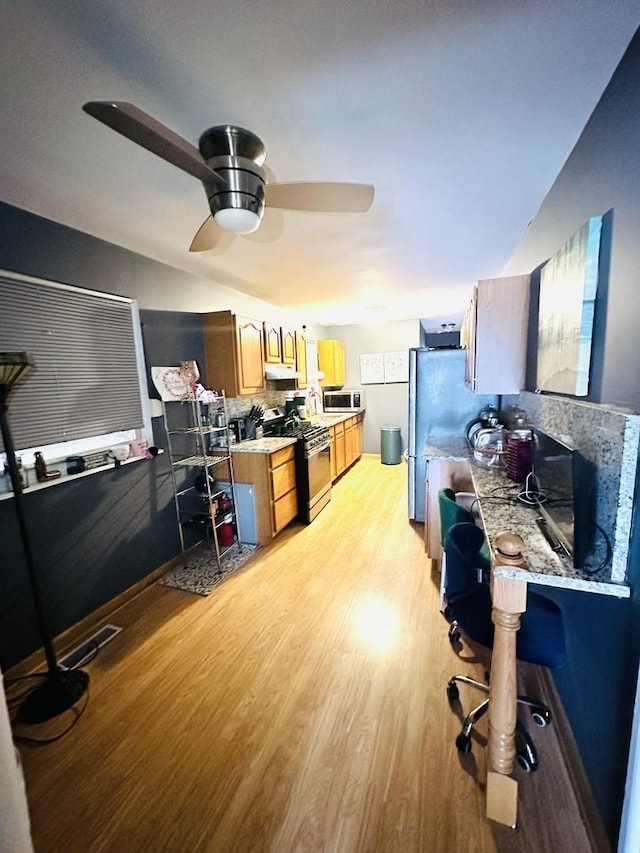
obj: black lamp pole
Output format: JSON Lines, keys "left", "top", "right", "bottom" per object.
{"left": 0, "top": 354, "right": 89, "bottom": 724}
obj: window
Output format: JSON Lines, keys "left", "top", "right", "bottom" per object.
{"left": 0, "top": 270, "right": 151, "bottom": 476}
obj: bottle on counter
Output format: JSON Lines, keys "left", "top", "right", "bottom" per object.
{"left": 34, "top": 451, "right": 61, "bottom": 482}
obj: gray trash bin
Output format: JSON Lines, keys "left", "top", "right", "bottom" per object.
{"left": 380, "top": 426, "right": 402, "bottom": 465}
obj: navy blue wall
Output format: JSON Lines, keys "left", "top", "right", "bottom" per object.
{"left": 506, "top": 29, "right": 640, "bottom": 841}
{"left": 0, "top": 205, "right": 208, "bottom": 669}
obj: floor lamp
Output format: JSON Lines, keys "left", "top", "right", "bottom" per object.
{"left": 0, "top": 352, "right": 89, "bottom": 724}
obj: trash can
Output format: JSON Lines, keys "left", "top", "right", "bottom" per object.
{"left": 380, "top": 426, "right": 402, "bottom": 465}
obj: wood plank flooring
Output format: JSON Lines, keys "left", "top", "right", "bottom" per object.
{"left": 12, "top": 456, "right": 609, "bottom": 852}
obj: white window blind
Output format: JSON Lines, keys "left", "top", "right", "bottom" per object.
{"left": 0, "top": 273, "right": 144, "bottom": 453}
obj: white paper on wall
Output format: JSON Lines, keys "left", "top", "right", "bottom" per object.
{"left": 360, "top": 353, "right": 385, "bottom": 384}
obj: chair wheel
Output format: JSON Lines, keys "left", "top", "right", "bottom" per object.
{"left": 455, "top": 733, "right": 472, "bottom": 754}
{"left": 531, "top": 710, "right": 551, "bottom": 727}
{"left": 515, "top": 722, "right": 539, "bottom": 772}
{"left": 516, "top": 753, "right": 535, "bottom": 772}
{"left": 447, "top": 682, "right": 459, "bottom": 702}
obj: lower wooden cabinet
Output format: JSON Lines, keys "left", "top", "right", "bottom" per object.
{"left": 329, "top": 413, "right": 363, "bottom": 482}
{"left": 231, "top": 444, "right": 298, "bottom": 545}
{"left": 424, "top": 458, "right": 474, "bottom": 566}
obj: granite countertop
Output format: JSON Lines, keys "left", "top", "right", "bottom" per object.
{"left": 230, "top": 436, "right": 297, "bottom": 454}
{"left": 470, "top": 465, "right": 630, "bottom": 598}
{"left": 421, "top": 434, "right": 630, "bottom": 597}
{"left": 422, "top": 436, "right": 470, "bottom": 461}
{"left": 310, "top": 409, "right": 365, "bottom": 427}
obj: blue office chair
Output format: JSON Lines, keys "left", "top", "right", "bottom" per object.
{"left": 437, "top": 487, "right": 491, "bottom": 613}
{"left": 444, "top": 522, "right": 566, "bottom": 772}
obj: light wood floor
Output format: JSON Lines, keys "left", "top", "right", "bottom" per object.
{"left": 13, "top": 456, "right": 609, "bottom": 852}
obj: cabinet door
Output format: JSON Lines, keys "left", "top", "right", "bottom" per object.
{"left": 463, "top": 289, "right": 478, "bottom": 389}
{"left": 334, "top": 340, "right": 346, "bottom": 386}
{"left": 354, "top": 417, "right": 363, "bottom": 459}
{"left": 281, "top": 328, "right": 296, "bottom": 365}
{"left": 425, "top": 459, "right": 474, "bottom": 564}
{"left": 273, "top": 489, "right": 298, "bottom": 533}
{"left": 271, "top": 459, "right": 296, "bottom": 501}
{"left": 295, "top": 330, "right": 308, "bottom": 389}
{"left": 345, "top": 419, "right": 355, "bottom": 467}
{"left": 335, "top": 423, "right": 346, "bottom": 474}
{"left": 204, "top": 311, "right": 239, "bottom": 397}
{"left": 469, "top": 275, "right": 529, "bottom": 394}
{"left": 263, "top": 322, "right": 282, "bottom": 364}
{"left": 329, "top": 426, "right": 337, "bottom": 481}
{"left": 236, "top": 316, "right": 265, "bottom": 395}
{"left": 318, "top": 339, "right": 345, "bottom": 387}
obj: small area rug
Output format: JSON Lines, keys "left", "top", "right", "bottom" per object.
{"left": 158, "top": 543, "right": 258, "bottom": 596}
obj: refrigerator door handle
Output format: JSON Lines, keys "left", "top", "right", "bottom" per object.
{"left": 408, "top": 348, "right": 418, "bottom": 458}
{"left": 408, "top": 455, "right": 416, "bottom": 519}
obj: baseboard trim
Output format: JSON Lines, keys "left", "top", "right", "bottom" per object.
{"left": 5, "top": 552, "right": 185, "bottom": 681}
{"left": 534, "top": 666, "right": 613, "bottom": 852}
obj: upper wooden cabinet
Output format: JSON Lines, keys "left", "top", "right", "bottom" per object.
{"left": 462, "top": 275, "right": 530, "bottom": 395}
{"left": 263, "top": 322, "right": 282, "bottom": 364}
{"left": 281, "top": 327, "right": 296, "bottom": 365}
{"left": 318, "top": 339, "right": 346, "bottom": 387}
{"left": 295, "top": 329, "right": 308, "bottom": 389}
{"left": 204, "top": 311, "right": 265, "bottom": 397}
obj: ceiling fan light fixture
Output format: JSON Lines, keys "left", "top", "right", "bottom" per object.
{"left": 214, "top": 207, "right": 262, "bottom": 234}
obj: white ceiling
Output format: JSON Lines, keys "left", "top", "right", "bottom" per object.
{"left": 1, "top": 1, "right": 639, "bottom": 326}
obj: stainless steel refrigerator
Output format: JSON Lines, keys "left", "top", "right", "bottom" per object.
{"left": 408, "top": 347, "right": 497, "bottom": 521}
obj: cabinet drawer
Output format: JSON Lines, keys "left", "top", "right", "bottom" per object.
{"left": 273, "top": 488, "right": 298, "bottom": 533}
{"left": 271, "top": 459, "right": 296, "bottom": 501}
{"left": 270, "top": 445, "right": 295, "bottom": 470}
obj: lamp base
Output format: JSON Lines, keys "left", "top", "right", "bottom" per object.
{"left": 18, "top": 668, "right": 90, "bottom": 724}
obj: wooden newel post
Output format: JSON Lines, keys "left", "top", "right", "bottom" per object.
{"left": 485, "top": 532, "right": 528, "bottom": 829}
{"left": 488, "top": 602, "right": 522, "bottom": 774}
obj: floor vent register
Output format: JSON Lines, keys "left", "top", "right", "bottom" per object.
{"left": 58, "top": 624, "right": 123, "bottom": 670}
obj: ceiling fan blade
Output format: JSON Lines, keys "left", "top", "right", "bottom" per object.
{"left": 242, "top": 207, "right": 284, "bottom": 244}
{"left": 189, "top": 215, "right": 236, "bottom": 253}
{"left": 82, "top": 101, "right": 225, "bottom": 184}
{"left": 264, "top": 182, "right": 374, "bottom": 213}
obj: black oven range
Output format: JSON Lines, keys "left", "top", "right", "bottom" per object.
{"left": 262, "top": 410, "right": 332, "bottom": 523}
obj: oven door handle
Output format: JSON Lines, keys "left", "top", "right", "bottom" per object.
{"left": 304, "top": 439, "right": 332, "bottom": 458}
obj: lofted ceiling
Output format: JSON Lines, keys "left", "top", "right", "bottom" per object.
{"left": 1, "top": 1, "right": 639, "bottom": 326}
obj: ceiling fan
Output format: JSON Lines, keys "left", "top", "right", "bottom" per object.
{"left": 82, "top": 102, "right": 374, "bottom": 252}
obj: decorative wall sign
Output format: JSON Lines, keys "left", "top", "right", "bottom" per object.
{"left": 151, "top": 366, "right": 189, "bottom": 401}
{"left": 536, "top": 215, "right": 603, "bottom": 396}
{"left": 359, "top": 350, "right": 409, "bottom": 384}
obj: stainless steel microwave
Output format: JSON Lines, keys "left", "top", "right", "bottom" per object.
{"left": 323, "top": 390, "right": 364, "bottom": 411}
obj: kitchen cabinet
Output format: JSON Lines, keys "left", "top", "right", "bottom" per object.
{"left": 333, "top": 421, "right": 346, "bottom": 477}
{"left": 281, "top": 327, "right": 296, "bottom": 365}
{"left": 204, "top": 311, "right": 265, "bottom": 397}
{"left": 263, "top": 321, "right": 282, "bottom": 364}
{"left": 318, "top": 339, "right": 345, "bottom": 388}
{"left": 424, "top": 458, "right": 474, "bottom": 566}
{"left": 162, "top": 395, "right": 240, "bottom": 568}
{"left": 329, "top": 413, "right": 363, "bottom": 482}
{"left": 354, "top": 413, "right": 363, "bottom": 459}
{"left": 462, "top": 275, "right": 530, "bottom": 395}
{"left": 345, "top": 418, "right": 356, "bottom": 468}
{"left": 232, "top": 443, "right": 298, "bottom": 545}
{"left": 295, "top": 329, "right": 308, "bottom": 389}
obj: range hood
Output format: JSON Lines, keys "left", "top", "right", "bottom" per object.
{"left": 265, "top": 364, "right": 300, "bottom": 380}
